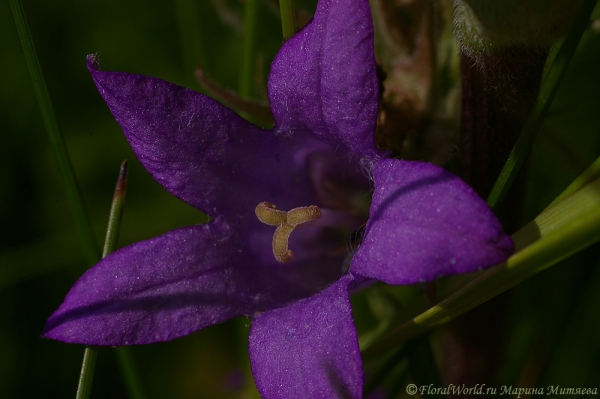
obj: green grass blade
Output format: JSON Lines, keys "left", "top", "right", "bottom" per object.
{"left": 101, "top": 161, "right": 128, "bottom": 258}
{"left": 76, "top": 347, "right": 99, "bottom": 399}
{"left": 486, "top": 0, "right": 598, "bottom": 210}
{"left": 9, "top": 0, "right": 100, "bottom": 265}
{"left": 76, "top": 162, "right": 138, "bottom": 399}
{"left": 240, "top": 0, "right": 259, "bottom": 99}
{"left": 279, "top": 0, "right": 296, "bottom": 40}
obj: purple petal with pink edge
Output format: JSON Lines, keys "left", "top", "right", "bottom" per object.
{"left": 87, "top": 55, "right": 328, "bottom": 222}
{"left": 249, "top": 274, "right": 362, "bottom": 399}
{"left": 267, "top": 0, "right": 381, "bottom": 158}
{"left": 351, "top": 159, "right": 514, "bottom": 285}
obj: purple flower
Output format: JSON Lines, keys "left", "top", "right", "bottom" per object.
{"left": 43, "top": 0, "right": 513, "bottom": 397}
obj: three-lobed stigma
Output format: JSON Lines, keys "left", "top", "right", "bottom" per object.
{"left": 255, "top": 202, "right": 321, "bottom": 263}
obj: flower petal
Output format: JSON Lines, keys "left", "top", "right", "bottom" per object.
{"left": 249, "top": 274, "right": 362, "bottom": 399}
{"left": 268, "top": 0, "right": 380, "bottom": 157}
{"left": 87, "top": 55, "right": 327, "bottom": 220}
{"left": 351, "top": 159, "right": 514, "bottom": 284}
{"left": 42, "top": 221, "right": 322, "bottom": 346}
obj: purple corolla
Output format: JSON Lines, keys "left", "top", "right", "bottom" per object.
{"left": 43, "top": 0, "right": 513, "bottom": 397}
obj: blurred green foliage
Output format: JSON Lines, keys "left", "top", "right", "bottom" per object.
{"left": 1, "top": 0, "right": 313, "bottom": 397}
{"left": 1, "top": 0, "right": 599, "bottom": 398}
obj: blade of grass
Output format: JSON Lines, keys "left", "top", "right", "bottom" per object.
{"left": 76, "top": 161, "right": 129, "bottom": 399}
{"left": 101, "top": 161, "right": 128, "bottom": 257}
{"left": 486, "top": 0, "right": 598, "bottom": 210}
{"left": 76, "top": 347, "right": 98, "bottom": 399}
{"left": 11, "top": 4, "right": 148, "bottom": 395}
{"left": 240, "top": 0, "right": 259, "bottom": 99}
{"left": 9, "top": 0, "right": 99, "bottom": 264}
{"left": 279, "top": 0, "right": 296, "bottom": 40}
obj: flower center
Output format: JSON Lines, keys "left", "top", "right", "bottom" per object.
{"left": 255, "top": 202, "right": 321, "bottom": 263}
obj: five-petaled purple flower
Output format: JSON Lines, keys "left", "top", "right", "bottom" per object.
{"left": 43, "top": 0, "right": 513, "bottom": 397}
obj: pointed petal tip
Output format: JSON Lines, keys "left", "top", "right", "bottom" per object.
{"left": 86, "top": 54, "right": 100, "bottom": 71}
{"left": 41, "top": 311, "right": 102, "bottom": 346}
{"left": 351, "top": 159, "right": 516, "bottom": 285}
{"left": 249, "top": 275, "right": 362, "bottom": 399}
{"left": 40, "top": 322, "right": 82, "bottom": 346}
{"left": 267, "top": 0, "right": 380, "bottom": 157}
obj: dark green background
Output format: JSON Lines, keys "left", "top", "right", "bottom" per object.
{"left": 1, "top": 0, "right": 599, "bottom": 398}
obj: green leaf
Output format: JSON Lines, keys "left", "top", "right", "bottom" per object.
{"left": 279, "top": 0, "right": 297, "bottom": 40}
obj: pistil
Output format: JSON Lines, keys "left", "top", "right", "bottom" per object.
{"left": 255, "top": 202, "right": 322, "bottom": 263}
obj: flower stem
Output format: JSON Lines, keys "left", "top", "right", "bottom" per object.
{"left": 9, "top": 0, "right": 100, "bottom": 265}
{"left": 486, "top": 0, "right": 598, "bottom": 210}
{"left": 279, "top": 0, "right": 297, "bottom": 40}
{"left": 102, "top": 161, "right": 128, "bottom": 257}
{"left": 76, "top": 347, "right": 98, "bottom": 399}
{"left": 76, "top": 161, "right": 129, "bottom": 399}
{"left": 239, "top": 0, "right": 259, "bottom": 98}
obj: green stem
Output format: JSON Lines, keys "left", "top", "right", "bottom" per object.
{"left": 486, "top": 0, "right": 598, "bottom": 210}
{"left": 76, "top": 162, "right": 129, "bottom": 399}
{"left": 102, "top": 161, "right": 128, "bottom": 257}
{"left": 9, "top": 0, "right": 100, "bottom": 265}
{"left": 76, "top": 347, "right": 99, "bottom": 399}
{"left": 239, "top": 0, "right": 259, "bottom": 98}
{"left": 279, "top": 0, "right": 297, "bottom": 40}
